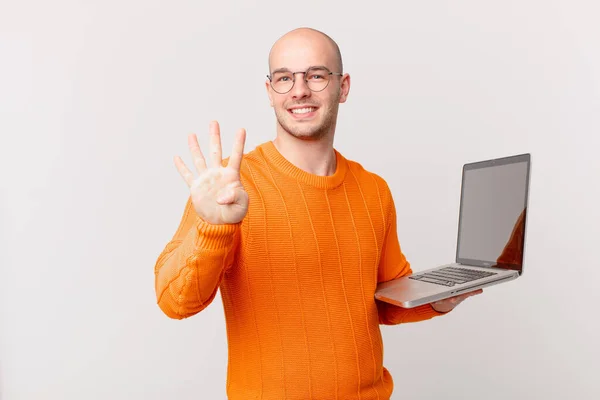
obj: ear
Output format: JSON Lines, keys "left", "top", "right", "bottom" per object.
{"left": 339, "top": 73, "right": 351, "bottom": 103}
{"left": 265, "top": 80, "right": 274, "bottom": 107}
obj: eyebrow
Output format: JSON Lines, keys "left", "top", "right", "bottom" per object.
{"left": 270, "top": 65, "right": 330, "bottom": 74}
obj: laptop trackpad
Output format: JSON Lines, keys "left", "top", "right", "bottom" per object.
{"left": 375, "top": 276, "right": 445, "bottom": 303}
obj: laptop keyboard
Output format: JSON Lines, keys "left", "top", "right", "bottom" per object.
{"left": 409, "top": 266, "right": 497, "bottom": 287}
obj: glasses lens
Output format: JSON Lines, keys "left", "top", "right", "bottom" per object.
{"left": 305, "top": 67, "right": 330, "bottom": 92}
{"left": 270, "top": 71, "right": 294, "bottom": 93}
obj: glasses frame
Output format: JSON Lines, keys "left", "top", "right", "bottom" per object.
{"left": 267, "top": 66, "right": 343, "bottom": 94}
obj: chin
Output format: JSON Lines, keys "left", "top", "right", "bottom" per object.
{"left": 283, "top": 124, "right": 328, "bottom": 140}
{"left": 278, "top": 118, "right": 329, "bottom": 140}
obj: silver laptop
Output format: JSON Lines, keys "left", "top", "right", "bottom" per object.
{"left": 375, "top": 153, "right": 531, "bottom": 308}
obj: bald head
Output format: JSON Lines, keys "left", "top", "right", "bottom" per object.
{"left": 268, "top": 28, "right": 343, "bottom": 74}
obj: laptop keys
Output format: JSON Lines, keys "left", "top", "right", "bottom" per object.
{"left": 409, "top": 266, "right": 497, "bottom": 287}
{"left": 409, "top": 276, "right": 455, "bottom": 286}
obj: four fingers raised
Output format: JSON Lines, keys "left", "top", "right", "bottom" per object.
{"left": 175, "top": 120, "right": 246, "bottom": 185}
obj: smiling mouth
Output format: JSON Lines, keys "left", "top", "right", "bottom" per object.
{"left": 289, "top": 107, "right": 317, "bottom": 115}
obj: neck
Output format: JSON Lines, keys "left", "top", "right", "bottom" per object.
{"left": 272, "top": 131, "right": 337, "bottom": 177}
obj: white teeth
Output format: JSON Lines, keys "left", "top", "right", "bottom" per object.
{"left": 291, "top": 107, "right": 315, "bottom": 114}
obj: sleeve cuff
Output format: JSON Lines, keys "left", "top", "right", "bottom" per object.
{"left": 195, "top": 217, "right": 240, "bottom": 250}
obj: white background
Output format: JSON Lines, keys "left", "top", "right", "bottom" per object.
{"left": 1, "top": 0, "right": 599, "bottom": 399}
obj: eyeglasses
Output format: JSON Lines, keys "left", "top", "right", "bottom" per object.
{"left": 267, "top": 66, "right": 343, "bottom": 94}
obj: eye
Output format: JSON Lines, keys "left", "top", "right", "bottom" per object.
{"left": 274, "top": 73, "right": 293, "bottom": 82}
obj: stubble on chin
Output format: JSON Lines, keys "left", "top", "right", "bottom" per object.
{"left": 275, "top": 107, "right": 336, "bottom": 141}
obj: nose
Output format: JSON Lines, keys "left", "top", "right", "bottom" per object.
{"left": 290, "top": 73, "right": 311, "bottom": 99}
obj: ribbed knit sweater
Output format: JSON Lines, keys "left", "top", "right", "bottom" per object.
{"left": 154, "top": 141, "right": 443, "bottom": 400}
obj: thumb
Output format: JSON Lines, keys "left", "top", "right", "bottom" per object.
{"left": 216, "top": 188, "right": 235, "bottom": 204}
{"left": 216, "top": 186, "right": 247, "bottom": 206}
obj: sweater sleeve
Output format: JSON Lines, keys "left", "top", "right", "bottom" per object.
{"left": 154, "top": 197, "right": 241, "bottom": 319}
{"left": 376, "top": 188, "right": 445, "bottom": 325}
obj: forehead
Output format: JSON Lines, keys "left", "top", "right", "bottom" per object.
{"left": 269, "top": 35, "right": 337, "bottom": 72}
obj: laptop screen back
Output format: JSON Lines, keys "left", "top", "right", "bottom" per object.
{"left": 456, "top": 154, "right": 530, "bottom": 271}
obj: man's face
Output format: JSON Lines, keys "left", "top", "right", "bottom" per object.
{"left": 266, "top": 34, "right": 349, "bottom": 140}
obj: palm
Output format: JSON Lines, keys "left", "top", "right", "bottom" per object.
{"left": 174, "top": 121, "right": 248, "bottom": 225}
{"left": 190, "top": 167, "right": 248, "bottom": 224}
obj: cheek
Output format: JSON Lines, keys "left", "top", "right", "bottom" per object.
{"left": 275, "top": 101, "right": 287, "bottom": 112}
{"left": 274, "top": 102, "right": 290, "bottom": 117}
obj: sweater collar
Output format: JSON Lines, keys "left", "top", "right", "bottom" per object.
{"left": 258, "top": 140, "right": 349, "bottom": 189}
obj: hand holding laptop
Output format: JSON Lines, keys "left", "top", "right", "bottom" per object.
{"left": 430, "top": 289, "right": 483, "bottom": 313}
{"left": 375, "top": 153, "right": 530, "bottom": 309}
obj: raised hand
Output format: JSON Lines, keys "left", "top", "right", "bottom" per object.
{"left": 174, "top": 121, "right": 248, "bottom": 225}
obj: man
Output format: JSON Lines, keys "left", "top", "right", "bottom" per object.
{"left": 154, "top": 27, "right": 481, "bottom": 400}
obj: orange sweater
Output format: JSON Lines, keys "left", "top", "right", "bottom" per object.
{"left": 154, "top": 141, "right": 442, "bottom": 400}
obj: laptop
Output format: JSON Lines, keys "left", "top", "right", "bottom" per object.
{"left": 375, "top": 153, "right": 531, "bottom": 308}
